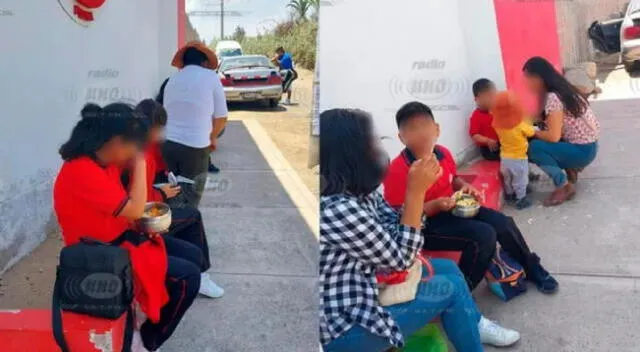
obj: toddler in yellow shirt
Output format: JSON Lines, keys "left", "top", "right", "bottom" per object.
{"left": 491, "top": 91, "right": 535, "bottom": 209}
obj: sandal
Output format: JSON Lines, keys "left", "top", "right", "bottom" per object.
{"left": 544, "top": 183, "right": 576, "bottom": 207}
{"left": 565, "top": 168, "right": 583, "bottom": 184}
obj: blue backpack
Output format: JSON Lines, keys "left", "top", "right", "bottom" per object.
{"left": 485, "top": 247, "right": 527, "bottom": 301}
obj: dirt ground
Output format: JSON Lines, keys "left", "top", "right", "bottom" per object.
{"left": 0, "top": 69, "right": 318, "bottom": 309}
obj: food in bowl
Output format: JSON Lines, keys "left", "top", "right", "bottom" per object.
{"left": 451, "top": 191, "right": 480, "bottom": 218}
{"left": 144, "top": 204, "right": 168, "bottom": 218}
{"left": 138, "top": 202, "right": 172, "bottom": 233}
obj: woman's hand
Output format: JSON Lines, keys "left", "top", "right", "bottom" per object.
{"left": 407, "top": 156, "right": 442, "bottom": 196}
{"left": 159, "top": 184, "right": 181, "bottom": 199}
{"left": 402, "top": 156, "right": 442, "bottom": 229}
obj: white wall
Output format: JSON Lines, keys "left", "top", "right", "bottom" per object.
{"left": 0, "top": 0, "right": 179, "bottom": 273}
{"left": 319, "top": 0, "right": 505, "bottom": 160}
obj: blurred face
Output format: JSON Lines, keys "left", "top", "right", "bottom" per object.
{"left": 475, "top": 86, "right": 497, "bottom": 110}
{"left": 398, "top": 114, "right": 440, "bottom": 156}
{"left": 149, "top": 126, "right": 165, "bottom": 143}
{"left": 276, "top": 49, "right": 284, "bottom": 58}
{"left": 524, "top": 72, "right": 545, "bottom": 94}
{"left": 101, "top": 136, "right": 141, "bottom": 167}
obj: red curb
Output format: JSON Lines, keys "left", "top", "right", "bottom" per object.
{"left": 0, "top": 309, "right": 128, "bottom": 352}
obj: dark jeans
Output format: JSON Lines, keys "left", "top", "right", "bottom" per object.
{"left": 480, "top": 146, "right": 500, "bottom": 161}
{"left": 167, "top": 206, "right": 211, "bottom": 272}
{"left": 422, "top": 207, "right": 536, "bottom": 290}
{"left": 140, "top": 236, "right": 201, "bottom": 350}
{"left": 161, "top": 140, "right": 210, "bottom": 208}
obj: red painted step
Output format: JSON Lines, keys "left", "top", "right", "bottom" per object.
{"left": 0, "top": 309, "right": 128, "bottom": 352}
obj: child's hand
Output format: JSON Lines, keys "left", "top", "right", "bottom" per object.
{"left": 423, "top": 197, "right": 455, "bottom": 215}
{"left": 487, "top": 139, "right": 499, "bottom": 151}
{"left": 160, "top": 184, "right": 181, "bottom": 199}
{"left": 459, "top": 184, "right": 483, "bottom": 201}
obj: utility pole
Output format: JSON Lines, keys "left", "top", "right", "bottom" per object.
{"left": 187, "top": 1, "right": 246, "bottom": 41}
{"left": 220, "top": 0, "right": 224, "bottom": 39}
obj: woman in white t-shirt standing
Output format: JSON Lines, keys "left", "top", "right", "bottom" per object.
{"left": 161, "top": 41, "right": 228, "bottom": 208}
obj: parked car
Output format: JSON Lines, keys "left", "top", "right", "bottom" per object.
{"left": 215, "top": 40, "right": 243, "bottom": 62}
{"left": 621, "top": 0, "right": 640, "bottom": 72}
{"left": 218, "top": 55, "right": 283, "bottom": 107}
{"left": 588, "top": 0, "right": 640, "bottom": 73}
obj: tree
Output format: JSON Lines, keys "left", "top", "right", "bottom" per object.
{"left": 231, "top": 25, "right": 246, "bottom": 42}
{"left": 287, "top": 0, "right": 312, "bottom": 21}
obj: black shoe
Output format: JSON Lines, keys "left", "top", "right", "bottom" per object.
{"left": 208, "top": 162, "right": 220, "bottom": 174}
{"left": 526, "top": 254, "right": 558, "bottom": 294}
{"left": 529, "top": 172, "right": 540, "bottom": 183}
{"left": 504, "top": 193, "right": 516, "bottom": 203}
{"left": 515, "top": 196, "right": 533, "bottom": 210}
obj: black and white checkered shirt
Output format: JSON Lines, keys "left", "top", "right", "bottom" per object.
{"left": 319, "top": 191, "right": 424, "bottom": 347}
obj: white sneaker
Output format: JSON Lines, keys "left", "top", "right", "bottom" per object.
{"left": 283, "top": 98, "right": 292, "bottom": 105}
{"left": 478, "top": 316, "right": 520, "bottom": 347}
{"left": 199, "top": 273, "right": 224, "bottom": 298}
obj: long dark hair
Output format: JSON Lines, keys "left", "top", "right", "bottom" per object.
{"left": 523, "top": 56, "right": 588, "bottom": 118}
{"left": 320, "top": 109, "right": 385, "bottom": 197}
{"left": 59, "top": 103, "right": 148, "bottom": 161}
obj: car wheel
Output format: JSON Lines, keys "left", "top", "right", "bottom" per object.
{"left": 269, "top": 99, "right": 279, "bottom": 108}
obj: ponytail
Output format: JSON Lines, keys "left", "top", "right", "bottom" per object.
{"left": 59, "top": 102, "right": 148, "bottom": 161}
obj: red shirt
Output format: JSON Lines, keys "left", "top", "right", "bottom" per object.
{"left": 53, "top": 157, "right": 168, "bottom": 323}
{"left": 469, "top": 108, "right": 499, "bottom": 146}
{"left": 148, "top": 142, "right": 167, "bottom": 173}
{"left": 144, "top": 143, "right": 165, "bottom": 203}
{"left": 383, "top": 145, "right": 457, "bottom": 208}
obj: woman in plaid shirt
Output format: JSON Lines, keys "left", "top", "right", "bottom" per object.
{"left": 319, "top": 109, "right": 519, "bottom": 352}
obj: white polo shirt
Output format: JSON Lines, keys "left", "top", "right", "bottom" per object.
{"left": 163, "top": 65, "right": 229, "bottom": 148}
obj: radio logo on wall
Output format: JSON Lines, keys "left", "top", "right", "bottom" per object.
{"left": 57, "top": 0, "right": 107, "bottom": 26}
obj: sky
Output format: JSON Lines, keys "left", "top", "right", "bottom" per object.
{"left": 186, "top": 0, "right": 296, "bottom": 43}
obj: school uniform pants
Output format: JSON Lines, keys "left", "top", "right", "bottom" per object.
{"left": 140, "top": 236, "right": 202, "bottom": 350}
{"left": 161, "top": 140, "right": 210, "bottom": 208}
{"left": 323, "top": 259, "right": 483, "bottom": 352}
{"left": 166, "top": 206, "right": 211, "bottom": 272}
{"left": 422, "top": 207, "right": 537, "bottom": 290}
{"left": 479, "top": 146, "right": 500, "bottom": 161}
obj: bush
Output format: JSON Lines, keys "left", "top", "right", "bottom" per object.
{"left": 211, "top": 20, "right": 317, "bottom": 70}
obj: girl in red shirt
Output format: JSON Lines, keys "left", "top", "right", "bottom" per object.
{"left": 53, "top": 103, "right": 200, "bottom": 351}
{"left": 134, "top": 99, "right": 224, "bottom": 299}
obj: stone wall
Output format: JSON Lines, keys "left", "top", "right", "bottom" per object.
{"left": 556, "top": 0, "right": 629, "bottom": 66}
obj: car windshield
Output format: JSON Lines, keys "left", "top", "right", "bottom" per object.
{"left": 628, "top": 0, "right": 640, "bottom": 15}
{"left": 220, "top": 57, "right": 273, "bottom": 71}
{"left": 218, "top": 48, "right": 242, "bottom": 57}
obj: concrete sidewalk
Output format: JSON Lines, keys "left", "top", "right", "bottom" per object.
{"left": 477, "top": 98, "right": 640, "bottom": 352}
{"left": 162, "top": 120, "right": 318, "bottom": 352}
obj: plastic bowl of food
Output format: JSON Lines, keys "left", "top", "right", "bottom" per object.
{"left": 138, "top": 202, "right": 172, "bottom": 233}
{"left": 451, "top": 191, "right": 480, "bottom": 218}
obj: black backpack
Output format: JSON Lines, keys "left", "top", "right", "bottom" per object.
{"left": 52, "top": 236, "right": 135, "bottom": 352}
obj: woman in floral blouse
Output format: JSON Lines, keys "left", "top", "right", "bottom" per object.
{"left": 524, "top": 57, "right": 600, "bottom": 206}
{"left": 319, "top": 109, "right": 519, "bottom": 352}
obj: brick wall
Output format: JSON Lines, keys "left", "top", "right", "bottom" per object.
{"left": 555, "top": 0, "right": 629, "bottom": 66}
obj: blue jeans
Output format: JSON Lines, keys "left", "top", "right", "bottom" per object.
{"left": 528, "top": 139, "right": 598, "bottom": 187}
{"left": 323, "top": 259, "right": 483, "bottom": 352}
